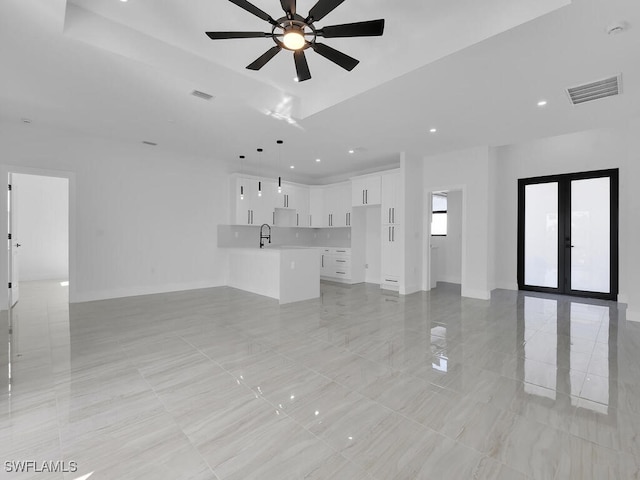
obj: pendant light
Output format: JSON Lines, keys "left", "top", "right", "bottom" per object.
{"left": 239, "top": 155, "right": 245, "bottom": 200}
{"left": 257, "top": 148, "right": 263, "bottom": 197}
{"left": 276, "top": 140, "right": 284, "bottom": 194}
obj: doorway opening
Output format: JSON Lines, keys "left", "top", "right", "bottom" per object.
{"left": 427, "top": 189, "right": 463, "bottom": 291}
{"left": 517, "top": 169, "right": 619, "bottom": 301}
{"left": 5, "top": 171, "right": 71, "bottom": 392}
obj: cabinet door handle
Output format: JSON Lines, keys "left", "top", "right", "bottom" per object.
{"left": 389, "top": 208, "right": 391, "bottom": 223}
{"left": 365, "top": 189, "right": 368, "bottom": 204}
{"left": 251, "top": 210, "right": 254, "bottom": 224}
{"left": 321, "top": 255, "right": 324, "bottom": 267}
{"left": 273, "top": 212, "right": 275, "bottom": 224}
{"left": 248, "top": 210, "right": 251, "bottom": 224}
{"left": 392, "top": 226, "right": 395, "bottom": 242}
{"left": 392, "top": 208, "right": 395, "bottom": 223}
{"left": 362, "top": 190, "right": 365, "bottom": 205}
{"left": 297, "top": 213, "right": 299, "bottom": 226}
{"left": 389, "top": 226, "right": 391, "bottom": 242}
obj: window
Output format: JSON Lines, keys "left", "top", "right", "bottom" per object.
{"left": 431, "top": 193, "right": 447, "bottom": 236}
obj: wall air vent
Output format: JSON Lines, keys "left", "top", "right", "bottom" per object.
{"left": 191, "top": 90, "right": 214, "bottom": 101}
{"left": 566, "top": 75, "right": 621, "bottom": 105}
{"left": 142, "top": 141, "right": 158, "bottom": 146}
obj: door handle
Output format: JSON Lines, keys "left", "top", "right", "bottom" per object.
{"left": 15, "top": 243, "right": 21, "bottom": 248}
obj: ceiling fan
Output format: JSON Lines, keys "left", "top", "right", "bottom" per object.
{"left": 205, "top": 0, "right": 385, "bottom": 82}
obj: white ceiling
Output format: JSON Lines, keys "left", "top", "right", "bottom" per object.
{"left": 1, "top": 0, "right": 639, "bottom": 183}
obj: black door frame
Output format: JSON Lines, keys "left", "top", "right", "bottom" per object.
{"left": 517, "top": 168, "right": 619, "bottom": 301}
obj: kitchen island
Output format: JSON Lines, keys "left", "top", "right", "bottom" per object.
{"left": 225, "top": 247, "right": 320, "bottom": 304}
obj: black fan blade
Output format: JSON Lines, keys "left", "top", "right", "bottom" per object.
{"left": 319, "top": 19, "right": 385, "bottom": 38}
{"left": 280, "top": 0, "right": 296, "bottom": 16}
{"left": 294, "top": 50, "right": 311, "bottom": 82}
{"left": 247, "top": 46, "right": 282, "bottom": 70}
{"left": 311, "top": 43, "right": 359, "bottom": 71}
{"left": 206, "top": 31, "right": 270, "bottom": 40}
{"left": 229, "top": 0, "right": 276, "bottom": 25}
{"left": 306, "top": 0, "right": 345, "bottom": 23}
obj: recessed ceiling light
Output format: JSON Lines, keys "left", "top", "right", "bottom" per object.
{"left": 120, "top": 0, "right": 128, "bottom": 2}
{"left": 348, "top": 149, "right": 355, "bottom": 154}
{"left": 537, "top": 100, "right": 548, "bottom": 107}
{"left": 429, "top": 128, "right": 437, "bottom": 133}
{"left": 290, "top": 165, "right": 295, "bottom": 169}
{"left": 315, "top": 158, "right": 321, "bottom": 162}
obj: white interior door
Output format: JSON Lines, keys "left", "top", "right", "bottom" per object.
{"left": 8, "top": 175, "right": 19, "bottom": 306}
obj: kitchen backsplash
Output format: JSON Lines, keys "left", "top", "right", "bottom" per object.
{"left": 217, "top": 225, "right": 351, "bottom": 248}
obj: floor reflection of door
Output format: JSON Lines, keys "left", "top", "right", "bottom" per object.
{"left": 519, "top": 294, "right": 618, "bottom": 416}
{"left": 517, "top": 169, "right": 618, "bottom": 301}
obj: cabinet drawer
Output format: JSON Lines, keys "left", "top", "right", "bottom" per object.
{"left": 381, "top": 275, "right": 400, "bottom": 290}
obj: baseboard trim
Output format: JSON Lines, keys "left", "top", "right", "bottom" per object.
{"left": 627, "top": 310, "right": 640, "bottom": 322}
{"left": 72, "top": 281, "right": 224, "bottom": 303}
{"left": 461, "top": 288, "right": 491, "bottom": 300}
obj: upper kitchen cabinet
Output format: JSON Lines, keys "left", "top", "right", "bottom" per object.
{"left": 281, "top": 183, "right": 310, "bottom": 227}
{"left": 381, "top": 171, "right": 402, "bottom": 225}
{"left": 309, "top": 187, "right": 324, "bottom": 227}
{"left": 324, "top": 182, "right": 351, "bottom": 227}
{"left": 231, "top": 175, "right": 276, "bottom": 225}
{"left": 351, "top": 174, "right": 381, "bottom": 206}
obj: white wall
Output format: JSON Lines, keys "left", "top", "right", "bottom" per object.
{"left": 493, "top": 119, "right": 640, "bottom": 320}
{"left": 0, "top": 122, "right": 231, "bottom": 306}
{"left": 13, "top": 174, "right": 68, "bottom": 281}
{"left": 423, "top": 147, "right": 492, "bottom": 299}
{"left": 402, "top": 152, "right": 424, "bottom": 295}
{"left": 431, "top": 190, "right": 462, "bottom": 284}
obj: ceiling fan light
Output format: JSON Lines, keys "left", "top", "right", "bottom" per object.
{"left": 283, "top": 29, "right": 305, "bottom": 50}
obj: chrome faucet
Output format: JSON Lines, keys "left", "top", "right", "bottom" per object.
{"left": 259, "top": 224, "right": 271, "bottom": 249}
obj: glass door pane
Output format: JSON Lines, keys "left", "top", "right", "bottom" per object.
{"left": 524, "top": 182, "right": 558, "bottom": 288}
{"left": 570, "top": 177, "right": 610, "bottom": 293}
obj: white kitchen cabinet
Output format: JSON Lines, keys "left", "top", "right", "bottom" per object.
{"left": 309, "top": 187, "right": 324, "bottom": 227}
{"left": 351, "top": 174, "right": 381, "bottom": 206}
{"left": 232, "top": 176, "right": 276, "bottom": 225}
{"left": 381, "top": 224, "right": 402, "bottom": 289}
{"left": 380, "top": 171, "right": 402, "bottom": 290}
{"left": 281, "top": 183, "right": 310, "bottom": 226}
{"left": 324, "top": 182, "right": 351, "bottom": 227}
{"left": 320, "top": 247, "right": 352, "bottom": 283}
{"left": 381, "top": 172, "right": 402, "bottom": 225}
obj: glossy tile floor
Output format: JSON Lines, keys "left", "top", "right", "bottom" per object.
{"left": 1, "top": 281, "right": 640, "bottom": 480}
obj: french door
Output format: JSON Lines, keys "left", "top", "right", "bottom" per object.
{"left": 517, "top": 169, "right": 618, "bottom": 300}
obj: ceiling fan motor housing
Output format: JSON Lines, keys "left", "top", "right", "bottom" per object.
{"left": 205, "top": 0, "right": 385, "bottom": 81}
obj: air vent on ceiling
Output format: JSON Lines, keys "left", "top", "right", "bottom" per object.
{"left": 142, "top": 141, "right": 158, "bottom": 146}
{"left": 191, "top": 90, "right": 214, "bottom": 101}
{"left": 566, "top": 75, "right": 621, "bottom": 105}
